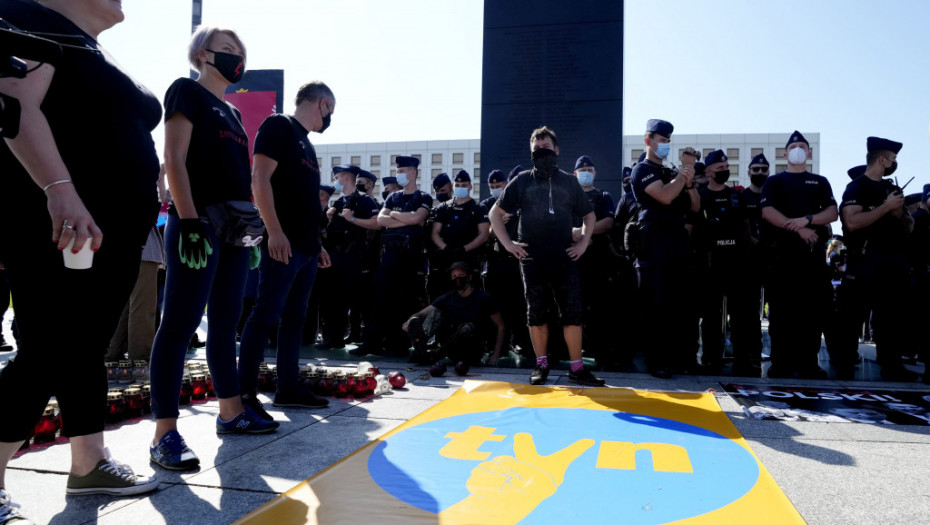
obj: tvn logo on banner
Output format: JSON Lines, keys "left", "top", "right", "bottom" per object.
{"left": 238, "top": 381, "right": 803, "bottom": 525}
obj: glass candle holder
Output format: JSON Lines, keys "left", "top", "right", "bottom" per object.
{"left": 179, "top": 377, "right": 193, "bottom": 405}
{"left": 106, "top": 391, "right": 124, "bottom": 423}
{"left": 123, "top": 387, "right": 143, "bottom": 418}
{"left": 190, "top": 373, "right": 207, "bottom": 400}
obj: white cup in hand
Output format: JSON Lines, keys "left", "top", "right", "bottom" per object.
{"left": 63, "top": 236, "right": 94, "bottom": 269}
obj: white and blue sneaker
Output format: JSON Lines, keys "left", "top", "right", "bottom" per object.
{"left": 0, "top": 489, "right": 32, "bottom": 525}
{"left": 150, "top": 430, "right": 200, "bottom": 470}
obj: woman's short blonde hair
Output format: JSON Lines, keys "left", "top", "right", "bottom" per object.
{"left": 188, "top": 25, "right": 246, "bottom": 70}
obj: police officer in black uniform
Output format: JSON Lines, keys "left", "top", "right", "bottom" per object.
{"left": 835, "top": 137, "right": 916, "bottom": 381}
{"left": 909, "top": 184, "right": 930, "bottom": 383}
{"left": 761, "top": 131, "right": 837, "bottom": 379}
{"left": 482, "top": 166, "right": 532, "bottom": 357}
{"left": 347, "top": 169, "right": 381, "bottom": 344}
{"left": 692, "top": 150, "right": 760, "bottom": 376}
{"left": 572, "top": 156, "right": 617, "bottom": 367}
{"left": 303, "top": 184, "right": 335, "bottom": 345}
{"left": 430, "top": 170, "right": 490, "bottom": 299}
{"left": 741, "top": 153, "right": 769, "bottom": 362}
{"left": 319, "top": 165, "right": 381, "bottom": 349}
{"left": 355, "top": 156, "right": 432, "bottom": 357}
{"left": 630, "top": 119, "right": 700, "bottom": 378}
{"left": 608, "top": 166, "right": 641, "bottom": 367}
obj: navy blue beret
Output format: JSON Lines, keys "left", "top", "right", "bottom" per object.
{"left": 847, "top": 165, "right": 866, "bottom": 180}
{"left": 786, "top": 130, "right": 809, "bottom": 149}
{"left": 646, "top": 119, "right": 673, "bottom": 137}
{"left": 923, "top": 183, "right": 930, "bottom": 203}
{"left": 320, "top": 185, "right": 335, "bottom": 196}
{"left": 694, "top": 162, "right": 706, "bottom": 175}
{"left": 487, "top": 169, "right": 506, "bottom": 183}
{"left": 396, "top": 155, "right": 420, "bottom": 168}
{"left": 382, "top": 176, "right": 398, "bottom": 186}
{"left": 454, "top": 169, "right": 471, "bottom": 183}
{"left": 332, "top": 164, "right": 361, "bottom": 176}
{"left": 507, "top": 165, "right": 523, "bottom": 182}
{"left": 574, "top": 155, "right": 595, "bottom": 171}
{"left": 357, "top": 169, "right": 376, "bottom": 182}
{"left": 866, "top": 136, "right": 902, "bottom": 154}
{"left": 432, "top": 172, "right": 451, "bottom": 189}
{"left": 749, "top": 153, "right": 769, "bottom": 166}
{"left": 704, "top": 149, "right": 728, "bottom": 167}
{"left": 905, "top": 193, "right": 922, "bottom": 206}
{"left": 622, "top": 166, "right": 632, "bottom": 177}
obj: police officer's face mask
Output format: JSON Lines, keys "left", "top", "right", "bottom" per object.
{"left": 750, "top": 175, "right": 768, "bottom": 188}
{"left": 712, "top": 170, "right": 730, "bottom": 185}
{"left": 382, "top": 190, "right": 391, "bottom": 200}
{"left": 883, "top": 158, "right": 898, "bottom": 177}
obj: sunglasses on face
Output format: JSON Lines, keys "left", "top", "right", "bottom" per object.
{"left": 749, "top": 166, "right": 769, "bottom": 174}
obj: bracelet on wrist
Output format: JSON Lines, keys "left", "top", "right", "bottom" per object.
{"left": 42, "top": 179, "right": 72, "bottom": 192}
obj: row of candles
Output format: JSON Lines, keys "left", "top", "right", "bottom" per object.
{"left": 22, "top": 361, "right": 407, "bottom": 452}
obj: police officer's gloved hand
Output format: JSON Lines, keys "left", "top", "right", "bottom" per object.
{"left": 249, "top": 245, "right": 261, "bottom": 270}
{"left": 178, "top": 218, "right": 213, "bottom": 270}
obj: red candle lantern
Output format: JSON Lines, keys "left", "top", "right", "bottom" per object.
{"left": 141, "top": 383, "right": 152, "bottom": 413}
{"left": 123, "top": 387, "right": 144, "bottom": 418}
{"left": 106, "top": 391, "right": 124, "bottom": 423}
{"left": 48, "top": 399, "right": 62, "bottom": 432}
{"left": 105, "top": 361, "right": 120, "bottom": 383}
{"left": 203, "top": 371, "right": 214, "bottom": 397}
{"left": 364, "top": 372, "right": 377, "bottom": 395}
{"left": 179, "top": 377, "right": 192, "bottom": 405}
{"left": 190, "top": 373, "right": 207, "bottom": 400}
{"left": 132, "top": 360, "right": 148, "bottom": 381}
{"left": 117, "top": 360, "right": 133, "bottom": 384}
{"left": 352, "top": 373, "right": 369, "bottom": 397}
{"left": 333, "top": 372, "right": 349, "bottom": 398}
{"left": 33, "top": 406, "right": 58, "bottom": 444}
{"left": 389, "top": 371, "right": 406, "bottom": 389}
{"left": 257, "top": 364, "right": 277, "bottom": 393}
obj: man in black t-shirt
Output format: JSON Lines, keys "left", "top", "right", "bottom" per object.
{"left": 834, "top": 137, "right": 916, "bottom": 381}
{"left": 489, "top": 126, "right": 603, "bottom": 387}
{"left": 404, "top": 262, "right": 505, "bottom": 366}
{"left": 237, "top": 82, "right": 335, "bottom": 411}
{"left": 430, "top": 170, "right": 490, "bottom": 299}
{"left": 760, "top": 130, "right": 838, "bottom": 379}
{"left": 355, "top": 156, "right": 433, "bottom": 357}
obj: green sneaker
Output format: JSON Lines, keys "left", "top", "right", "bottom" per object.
{"left": 66, "top": 448, "right": 158, "bottom": 496}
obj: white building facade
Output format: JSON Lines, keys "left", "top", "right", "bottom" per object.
{"left": 315, "top": 132, "right": 820, "bottom": 199}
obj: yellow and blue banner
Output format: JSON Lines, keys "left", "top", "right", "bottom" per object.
{"left": 238, "top": 380, "right": 803, "bottom": 524}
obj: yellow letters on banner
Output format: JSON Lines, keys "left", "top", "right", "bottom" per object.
{"left": 596, "top": 441, "right": 694, "bottom": 473}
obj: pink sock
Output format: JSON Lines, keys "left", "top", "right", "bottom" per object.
{"left": 536, "top": 356, "right": 548, "bottom": 368}
{"left": 570, "top": 360, "right": 584, "bottom": 372}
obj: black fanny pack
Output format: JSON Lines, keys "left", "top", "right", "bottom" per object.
{"left": 204, "top": 201, "right": 265, "bottom": 247}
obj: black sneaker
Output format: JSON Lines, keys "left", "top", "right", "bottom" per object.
{"left": 241, "top": 393, "right": 273, "bottom": 421}
{"left": 273, "top": 388, "right": 329, "bottom": 409}
{"left": 0, "top": 338, "right": 12, "bottom": 352}
{"left": 529, "top": 365, "right": 549, "bottom": 385}
{"left": 568, "top": 368, "right": 605, "bottom": 387}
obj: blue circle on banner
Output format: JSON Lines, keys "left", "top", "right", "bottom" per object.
{"left": 368, "top": 407, "right": 759, "bottom": 524}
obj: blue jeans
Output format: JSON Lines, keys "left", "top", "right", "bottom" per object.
{"left": 238, "top": 244, "right": 318, "bottom": 395}
{"left": 150, "top": 215, "right": 249, "bottom": 419}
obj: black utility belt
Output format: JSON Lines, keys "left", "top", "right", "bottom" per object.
{"left": 383, "top": 236, "right": 423, "bottom": 248}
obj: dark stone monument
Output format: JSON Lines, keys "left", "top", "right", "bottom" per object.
{"left": 480, "top": 1, "right": 623, "bottom": 198}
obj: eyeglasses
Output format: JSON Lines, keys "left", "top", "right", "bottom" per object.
{"left": 749, "top": 166, "right": 769, "bottom": 174}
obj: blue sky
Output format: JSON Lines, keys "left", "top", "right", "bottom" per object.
{"left": 102, "top": 0, "right": 930, "bottom": 202}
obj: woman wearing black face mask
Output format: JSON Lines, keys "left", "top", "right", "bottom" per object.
{"left": 149, "top": 25, "right": 277, "bottom": 472}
